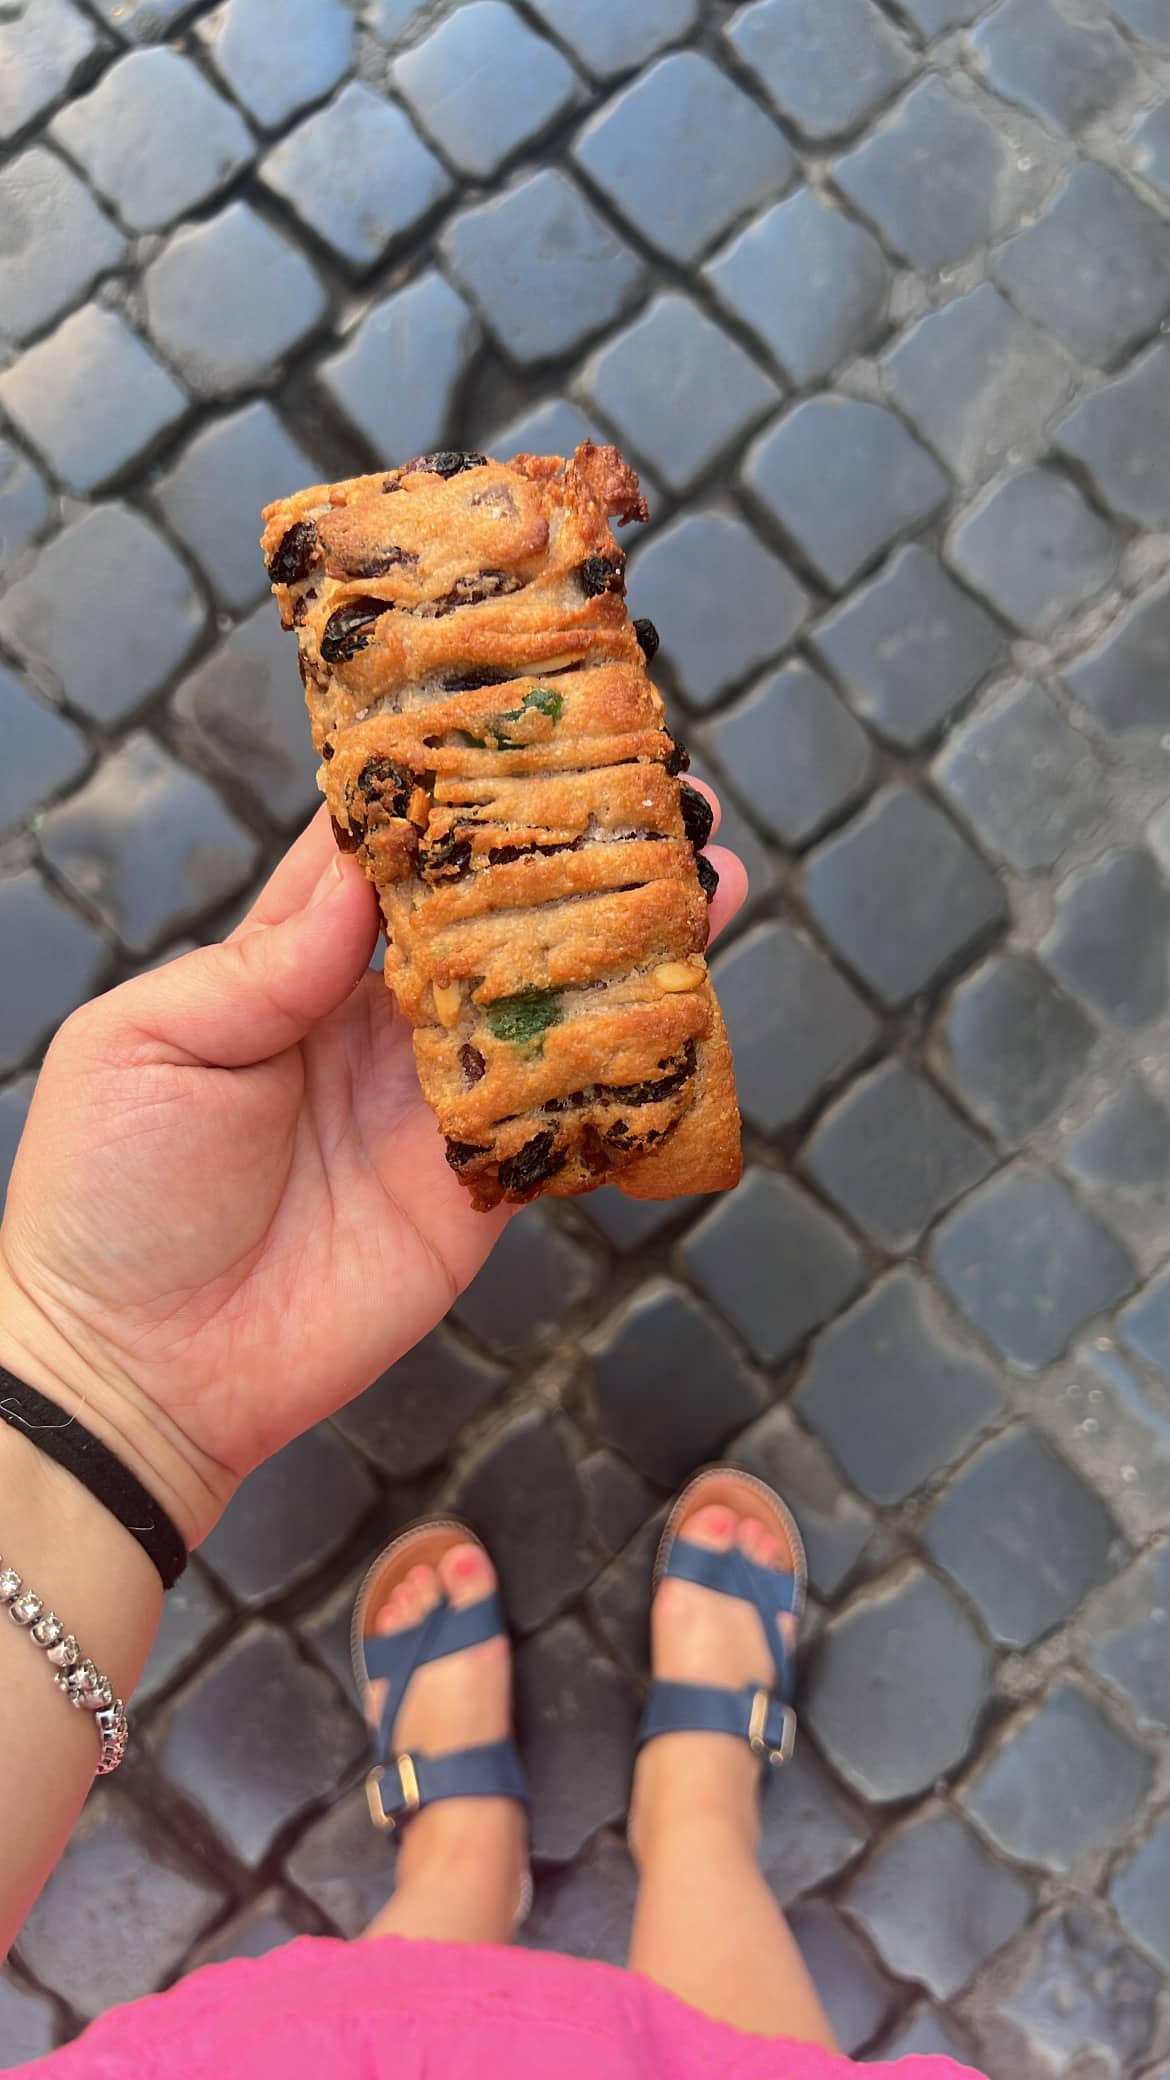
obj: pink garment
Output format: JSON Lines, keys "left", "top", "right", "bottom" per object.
{"left": 18, "top": 1933, "right": 986, "bottom": 2079}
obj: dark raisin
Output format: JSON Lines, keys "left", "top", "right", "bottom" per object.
{"left": 320, "top": 596, "right": 395, "bottom": 663}
{"left": 445, "top": 1139, "right": 490, "bottom": 1171}
{"left": 321, "top": 742, "right": 334, "bottom": 760}
{"left": 680, "top": 781, "right": 714, "bottom": 851}
{"left": 459, "top": 1044, "right": 486, "bottom": 1085}
{"left": 331, "top": 816, "right": 359, "bottom": 853}
{"left": 696, "top": 852, "right": 719, "bottom": 902}
{"left": 267, "top": 519, "right": 319, "bottom": 585}
{"left": 664, "top": 736, "right": 690, "bottom": 776}
{"left": 431, "top": 570, "right": 521, "bottom": 615}
{"left": 498, "top": 1130, "right": 567, "bottom": 1196}
{"left": 357, "top": 757, "right": 412, "bottom": 821}
{"left": 609, "top": 1041, "right": 697, "bottom": 1107}
{"left": 488, "top": 838, "right": 576, "bottom": 865}
{"left": 342, "top": 546, "right": 415, "bottom": 580}
{"left": 634, "top": 617, "right": 660, "bottom": 663}
{"left": 581, "top": 1124, "right": 611, "bottom": 1173}
{"left": 605, "top": 1119, "right": 633, "bottom": 1149}
{"left": 421, "top": 832, "right": 472, "bottom": 879}
{"left": 407, "top": 452, "right": 488, "bottom": 479}
{"left": 442, "top": 668, "right": 512, "bottom": 692}
{"left": 579, "top": 553, "right": 626, "bottom": 598}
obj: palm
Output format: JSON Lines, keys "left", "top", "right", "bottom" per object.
{"left": 1, "top": 819, "right": 505, "bottom": 1520}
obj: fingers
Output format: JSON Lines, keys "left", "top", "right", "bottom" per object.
{"left": 706, "top": 845, "right": 748, "bottom": 945}
{"left": 107, "top": 852, "right": 380, "bottom": 1068}
{"left": 229, "top": 805, "right": 334, "bottom": 936}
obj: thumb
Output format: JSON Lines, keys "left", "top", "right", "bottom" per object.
{"left": 110, "top": 852, "right": 380, "bottom": 1068}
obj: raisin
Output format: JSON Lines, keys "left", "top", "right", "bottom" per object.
{"left": 696, "top": 852, "right": 719, "bottom": 902}
{"left": 581, "top": 1124, "right": 611, "bottom": 1173}
{"left": 267, "top": 519, "right": 319, "bottom": 585}
{"left": 320, "top": 597, "right": 395, "bottom": 663}
{"left": 406, "top": 452, "right": 488, "bottom": 479}
{"left": 680, "top": 781, "right": 714, "bottom": 851}
{"left": 442, "top": 668, "right": 512, "bottom": 692}
{"left": 342, "top": 546, "right": 415, "bottom": 580}
{"left": 634, "top": 617, "right": 660, "bottom": 662}
{"left": 431, "top": 570, "right": 521, "bottom": 615}
{"left": 355, "top": 757, "right": 412, "bottom": 820}
{"left": 421, "top": 832, "right": 472, "bottom": 879}
{"left": 331, "top": 816, "right": 359, "bottom": 853}
{"left": 664, "top": 736, "right": 690, "bottom": 776}
{"left": 605, "top": 1119, "right": 633, "bottom": 1149}
{"left": 445, "top": 1139, "right": 489, "bottom": 1171}
{"left": 610, "top": 1041, "right": 697, "bottom": 1106}
{"left": 322, "top": 742, "right": 334, "bottom": 760}
{"left": 488, "top": 838, "right": 576, "bottom": 865}
{"left": 459, "top": 1044, "right": 486, "bottom": 1085}
{"left": 498, "top": 1130, "right": 567, "bottom": 1196}
{"left": 579, "top": 553, "right": 626, "bottom": 598}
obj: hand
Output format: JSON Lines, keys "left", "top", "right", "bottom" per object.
{"left": 0, "top": 801, "right": 748, "bottom": 1548}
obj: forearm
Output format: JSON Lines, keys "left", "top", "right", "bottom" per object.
{"left": 0, "top": 1419, "right": 162, "bottom": 1956}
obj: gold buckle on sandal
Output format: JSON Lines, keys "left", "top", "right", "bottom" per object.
{"left": 748, "top": 1691, "right": 797, "bottom": 1766}
{"left": 366, "top": 1753, "right": 421, "bottom": 1831}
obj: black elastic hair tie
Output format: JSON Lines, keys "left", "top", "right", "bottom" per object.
{"left": 0, "top": 1368, "right": 187, "bottom": 1590}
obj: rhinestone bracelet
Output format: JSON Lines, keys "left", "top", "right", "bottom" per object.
{"left": 0, "top": 1558, "right": 128, "bottom": 1775}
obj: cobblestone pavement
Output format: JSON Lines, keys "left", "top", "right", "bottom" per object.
{"left": 5, "top": 0, "right": 1170, "bottom": 2069}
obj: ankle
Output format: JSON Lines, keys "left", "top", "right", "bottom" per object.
{"left": 396, "top": 1799, "right": 526, "bottom": 1892}
{"left": 631, "top": 1740, "right": 761, "bottom": 1869}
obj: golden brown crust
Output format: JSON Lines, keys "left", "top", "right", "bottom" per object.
{"left": 261, "top": 443, "right": 742, "bottom": 1208}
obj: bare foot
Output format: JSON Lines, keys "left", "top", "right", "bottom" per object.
{"left": 629, "top": 1504, "right": 798, "bottom": 1866}
{"left": 365, "top": 1541, "right": 526, "bottom": 1935}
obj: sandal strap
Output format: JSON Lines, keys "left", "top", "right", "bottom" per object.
{"left": 362, "top": 1591, "right": 507, "bottom": 1759}
{"left": 367, "top": 1737, "right": 529, "bottom": 1830}
{"left": 638, "top": 1679, "right": 797, "bottom": 1764}
{"left": 664, "top": 1538, "right": 800, "bottom": 1698}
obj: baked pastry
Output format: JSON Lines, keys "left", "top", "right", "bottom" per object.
{"left": 261, "top": 442, "right": 742, "bottom": 1209}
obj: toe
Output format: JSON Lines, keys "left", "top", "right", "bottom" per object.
{"left": 438, "top": 1540, "right": 497, "bottom": 1609}
{"left": 740, "top": 1519, "right": 782, "bottom": 1568}
{"left": 680, "top": 1503, "right": 737, "bottom": 1552}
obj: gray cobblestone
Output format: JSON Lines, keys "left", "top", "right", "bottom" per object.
{"left": 573, "top": 52, "right": 794, "bottom": 264}
{"left": 745, "top": 397, "right": 948, "bottom": 594}
{"left": 319, "top": 269, "right": 478, "bottom": 463}
{"left": 521, "top": 1832, "right": 637, "bottom": 1967}
{"left": 453, "top": 1410, "right": 596, "bottom": 1632}
{"left": 583, "top": 293, "right": 780, "bottom": 495}
{"left": 707, "top": 661, "right": 875, "bottom": 847}
{"left": 802, "top": 1059, "right": 992, "bottom": 1252}
{"left": 993, "top": 161, "right": 1170, "bottom": 367}
{"left": 844, "top": 1807, "right": 1034, "bottom": 1999}
{"left": 684, "top": 1167, "right": 863, "bottom": 1363}
{"left": 812, "top": 543, "right": 1003, "bottom": 748}
{"left": 16, "top": 1795, "right": 227, "bottom": 2017}
{"left": 0, "top": 1075, "right": 36, "bottom": 1208}
{"left": 40, "top": 732, "right": 259, "bottom": 956}
{"left": 591, "top": 1278, "right": 767, "bottom": 1486}
{"left": 261, "top": 83, "right": 451, "bottom": 271}
{"left": 284, "top": 1786, "right": 393, "bottom": 1936}
{"left": 154, "top": 404, "right": 320, "bottom": 614}
{"left": 629, "top": 508, "right": 808, "bottom": 710}
{"left": 1132, "top": 99, "right": 1170, "bottom": 199}
{"left": 834, "top": 76, "right": 1030, "bottom": 272}
{"left": 788, "top": 1899, "right": 896, "bottom": 2055}
{"left": 925, "top": 1424, "right": 1123, "bottom": 1647}
{"left": 203, "top": 0, "right": 353, "bottom": 132}
{"left": 0, "top": 662, "right": 87, "bottom": 839}
{"left": 978, "top": 1904, "right": 1160, "bottom": 2080}
{"left": 331, "top": 1325, "right": 504, "bottom": 1479}
{"left": 442, "top": 171, "right": 645, "bottom": 365}
{"left": 0, "top": 869, "right": 106, "bottom": 1075}
{"left": 805, "top": 1565, "right": 992, "bottom": 1802}
{"left": 0, "top": 440, "right": 50, "bottom": 577}
{"left": 1044, "top": 847, "right": 1170, "bottom": 1027}
{"left": 1063, "top": 1076, "right": 1170, "bottom": 1259}
{"left": 960, "top": 1682, "right": 1153, "bottom": 1872}
{"left": 1086, "top": 1542, "right": 1170, "bottom": 1732}
{"left": 706, "top": 188, "right": 889, "bottom": 390}
{"left": 796, "top": 1267, "right": 1005, "bottom": 1504}
{"left": 0, "top": 305, "right": 189, "bottom": 495}
{"left": 936, "top": 682, "right": 1109, "bottom": 874}
{"left": 947, "top": 467, "right": 1119, "bottom": 639}
{"left": 0, "top": 1970, "right": 57, "bottom": 2065}
{"left": 52, "top": 50, "right": 253, "bottom": 234}
{"left": 0, "top": 145, "right": 126, "bottom": 345}
{"left": 726, "top": 0, "right": 913, "bottom": 144}
{"left": 0, "top": 0, "right": 100, "bottom": 146}
{"left": 454, "top": 1203, "right": 594, "bottom": 1353}
{"left": 172, "top": 604, "right": 322, "bottom": 823}
{"left": 1111, "top": 1814, "right": 1170, "bottom": 1970}
{"left": 711, "top": 920, "right": 878, "bottom": 1132}
{"left": 516, "top": 1618, "right": 639, "bottom": 1863}
{"left": 972, "top": 0, "right": 1136, "bottom": 136}
{"left": 1055, "top": 343, "right": 1170, "bottom": 529}
{"left": 0, "top": 504, "right": 204, "bottom": 723}
{"left": 1065, "top": 575, "right": 1170, "bottom": 732}
{"left": 146, "top": 202, "right": 327, "bottom": 397}
{"left": 885, "top": 283, "right": 1078, "bottom": 487}
{"left": 395, "top": 3, "right": 578, "bottom": 180}
{"left": 200, "top": 1428, "right": 376, "bottom": 1609}
{"left": 939, "top": 951, "right": 1097, "bottom": 1143}
{"left": 730, "top": 1405, "right": 875, "bottom": 1599}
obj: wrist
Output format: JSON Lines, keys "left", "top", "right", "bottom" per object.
{"left": 0, "top": 1244, "right": 229, "bottom": 1551}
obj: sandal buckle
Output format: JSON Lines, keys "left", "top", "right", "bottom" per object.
{"left": 748, "top": 1690, "right": 797, "bottom": 1766}
{"left": 366, "top": 1753, "right": 422, "bottom": 1831}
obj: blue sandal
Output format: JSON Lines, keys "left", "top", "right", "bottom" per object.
{"left": 639, "top": 1468, "right": 806, "bottom": 1768}
{"left": 351, "top": 1518, "right": 530, "bottom": 1860}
